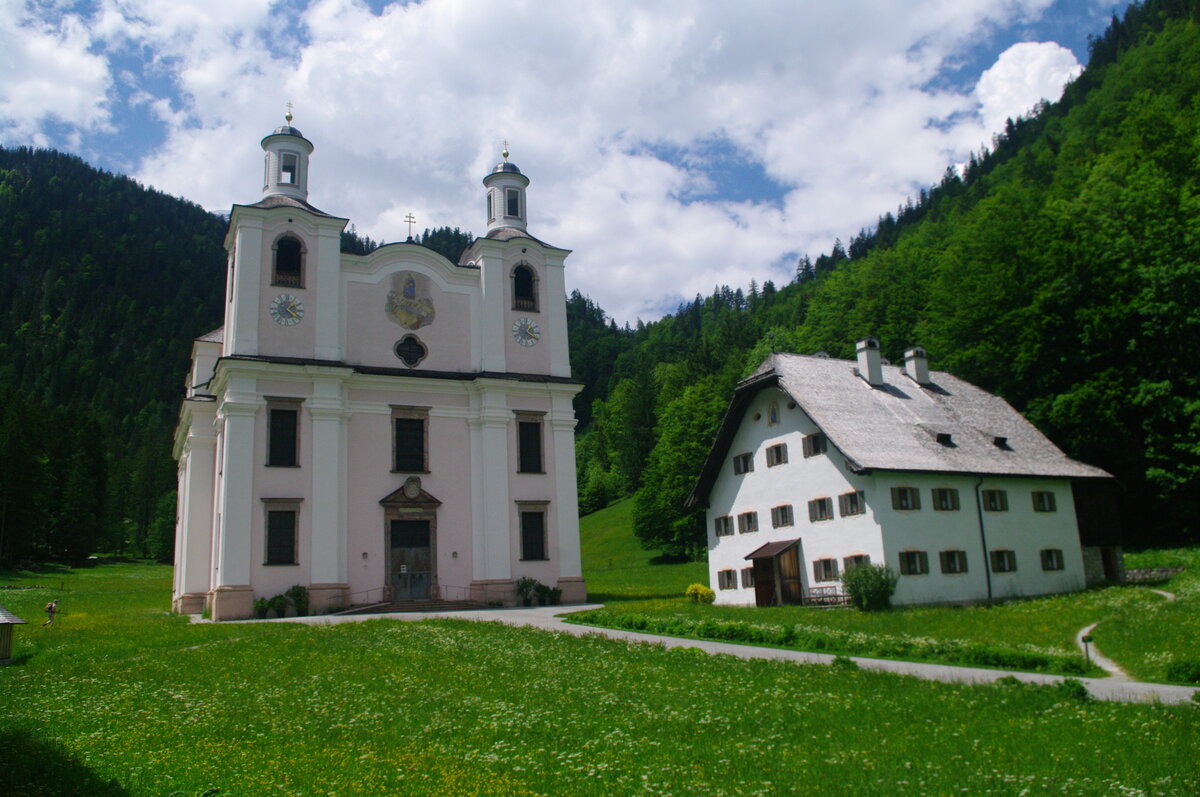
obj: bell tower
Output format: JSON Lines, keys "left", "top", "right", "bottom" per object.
{"left": 482, "top": 144, "right": 529, "bottom": 233}
{"left": 261, "top": 106, "right": 314, "bottom": 202}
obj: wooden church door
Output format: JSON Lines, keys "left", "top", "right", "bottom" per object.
{"left": 390, "top": 519, "right": 431, "bottom": 600}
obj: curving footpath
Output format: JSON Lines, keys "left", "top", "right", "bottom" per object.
{"left": 243, "top": 603, "right": 1199, "bottom": 705}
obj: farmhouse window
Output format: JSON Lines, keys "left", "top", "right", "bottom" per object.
{"left": 843, "top": 554, "right": 870, "bottom": 573}
{"left": 899, "top": 550, "right": 929, "bottom": 575}
{"left": 737, "top": 511, "right": 759, "bottom": 534}
{"left": 813, "top": 558, "right": 839, "bottom": 582}
{"left": 990, "top": 549, "right": 1017, "bottom": 573}
{"left": 771, "top": 504, "right": 794, "bottom": 528}
{"left": 741, "top": 567, "right": 756, "bottom": 588}
{"left": 802, "top": 432, "right": 827, "bottom": 458}
{"left": 939, "top": 550, "right": 968, "bottom": 574}
{"left": 1040, "top": 548, "right": 1064, "bottom": 571}
{"left": 717, "top": 569, "right": 737, "bottom": 590}
{"left": 733, "top": 452, "right": 754, "bottom": 475}
{"left": 1032, "top": 491, "right": 1057, "bottom": 512}
{"left": 891, "top": 486, "right": 920, "bottom": 511}
{"left": 267, "top": 403, "right": 300, "bottom": 467}
{"left": 982, "top": 490, "right": 1009, "bottom": 512}
{"left": 714, "top": 515, "right": 734, "bottom": 537}
{"left": 932, "top": 488, "right": 960, "bottom": 511}
{"left": 766, "top": 443, "right": 788, "bottom": 467}
{"left": 838, "top": 490, "right": 866, "bottom": 517}
{"left": 807, "top": 497, "right": 833, "bottom": 522}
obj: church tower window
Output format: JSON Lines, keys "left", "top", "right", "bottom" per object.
{"left": 280, "top": 152, "right": 299, "bottom": 184}
{"left": 512, "top": 264, "right": 538, "bottom": 312}
{"left": 506, "top": 187, "right": 521, "bottom": 218}
{"left": 267, "top": 403, "right": 300, "bottom": 467}
{"left": 273, "top": 235, "right": 304, "bottom": 288}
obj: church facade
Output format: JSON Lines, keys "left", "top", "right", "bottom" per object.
{"left": 172, "top": 116, "right": 586, "bottom": 620}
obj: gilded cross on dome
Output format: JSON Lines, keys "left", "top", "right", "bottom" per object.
{"left": 404, "top": 213, "right": 416, "bottom": 239}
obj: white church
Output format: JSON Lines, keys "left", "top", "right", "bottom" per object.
{"left": 172, "top": 114, "right": 586, "bottom": 620}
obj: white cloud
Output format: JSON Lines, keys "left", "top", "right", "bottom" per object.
{"left": 2, "top": 0, "right": 1091, "bottom": 324}
{"left": 0, "top": 1, "right": 113, "bottom": 144}
{"left": 975, "top": 40, "right": 1082, "bottom": 134}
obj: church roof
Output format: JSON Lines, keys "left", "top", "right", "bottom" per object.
{"left": 688, "top": 352, "right": 1110, "bottom": 508}
{"left": 197, "top": 326, "right": 224, "bottom": 343}
{"left": 238, "top": 194, "right": 339, "bottom": 218}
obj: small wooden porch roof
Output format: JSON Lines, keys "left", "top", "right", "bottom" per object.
{"left": 745, "top": 539, "right": 801, "bottom": 560}
{"left": 0, "top": 603, "right": 27, "bottom": 624}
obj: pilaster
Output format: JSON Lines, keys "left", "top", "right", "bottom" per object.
{"left": 308, "top": 370, "right": 350, "bottom": 588}
{"left": 469, "top": 385, "right": 513, "bottom": 581}
{"left": 313, "top": 225, "right": 345, "bottom": 361}
{"left": 214, "top": 398, "right": 260, "bottom": 589}
{"left": 229, "top": 220, "right": 264, "bottom": 356}
{"left": 550, "top": 400, "right": 583, "bottom": 581}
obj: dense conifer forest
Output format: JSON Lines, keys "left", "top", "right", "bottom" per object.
{"left": 0, "top": 0, "right": 1196, "bottom": 566}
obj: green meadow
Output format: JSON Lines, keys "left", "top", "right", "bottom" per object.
{"left": 0, "top": 505, "right": 1196, "bottom": 795}
{"left": 1, "top": 563, "right": 1198, "bottom": 796}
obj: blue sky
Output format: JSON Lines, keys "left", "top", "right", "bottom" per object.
{"left": 1, "top": 0, "right": 1132, "bottom": 323}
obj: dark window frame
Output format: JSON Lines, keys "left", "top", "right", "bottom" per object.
{"left": 891, "top": 486, "right": 921, "bottom": 511}
{"left": 263, "top": 499, "right": 301, "bottom": 566}
{"left": 843, "top": 554, "right": 870, "bottom": 573}
{"left": 939, "top": 549, "right": 968, "bottom": 574}
{"left": 1032, "top": 490, "right": 1057, "bottom": 513}
{"left": 899, "top": 550, "right": 929, "bottom": 575}
{"left": 838, "top": 490, "right": 866, "bottom": 517}
{"left": 1040, "top": 548, "right": 1064, "bottom": 571}
{"left": 714, "top": 515, "right": 734, "bottom": 537}
{"left": 808, "top": 497, "right": 833, "bottom": 522}
{"left": 271, "top": 234, "right": 305, "bottom": 288}
{"left": 771, "top": 504, "right": 794, "bottom": 528}
{"left": 813, "top": 558, "right": 839, "bottom": 582}
{"left": 266, "top": 400, "right": 301, "bottom": 467}
{"left": 990, "top": 549, "right": 1017, "bottom": 573}
{"left": 516, "top": 413, "right": 545, "bottom": 473}
{"left": 982, "top": 489, "right": 1009, "bottom": 512}
{"left": 766, "top": 443, "right": 788, "bottom": 467}
{"left": 733, "top": 452, "right": 754, "bottom": 475}
{"left": 512, "top": 264, "right": 539, "bottom": 312}
{"left": 801, "top": 432, "right": 827, "bottom": 458}
{"left": 518, "top": 502, "right": 549, "bottom": 561}
{"left": 932, "top": 488, "right": 960, "bottom": 511}
{"left": 737, "top": 511, "right": 759, "bottom": 534}
{"left": 392, "top": 406, "right": 430, "bottom": 473}
{"left": 717, "top": 569, "right": 737, "bottom": 590}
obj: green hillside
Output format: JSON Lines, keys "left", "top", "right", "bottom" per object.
{"left": 577, "top": 0, "right": 1200, "bottom": 555}
{"left": 579, "top": 498, "right": 706, "bottom": 601}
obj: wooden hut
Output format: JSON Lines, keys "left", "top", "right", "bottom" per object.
{"left": 0, "top": 603, "right": 27, "bottom": 665}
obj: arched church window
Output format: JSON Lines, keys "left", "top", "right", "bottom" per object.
{"left": 273, "top": 235, "right": 304, "bottom": 288}
{"left": 512, "top": 264, "right": 537, "bottom": 312}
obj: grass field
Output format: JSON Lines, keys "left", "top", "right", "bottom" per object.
{"left": 2, "top": 563, "right": 1198, "bottom": 796}
{"left": 577, "top": 500, "right": 1200, "bottom": 682}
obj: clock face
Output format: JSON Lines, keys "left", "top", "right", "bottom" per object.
{"left": 270, "top": 294, "right": 304, "bottom": 326}
{"left": 512, "top": 317, "right": 541, "bottom": 347}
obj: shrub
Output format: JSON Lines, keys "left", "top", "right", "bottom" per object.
{"left": 830, "top": 655, "right": 859, "bottom": 672}
{"left": 685, "top": 583, "right": 716, "bottom": 604}
{"left": 840, "top": 564, "right": 898, "bottom": 611}
{"left": 1055, "top": 678, "right": 1092, "bottom": 702}
{"left": 252, "top": 598, "right": 270, "bottom": 619}
{"left": 285, "top": 585, "right": 310, "bottom": 616}
{"left": 516, "top": 577, "right": 540, "bottom": 605}
{"left": 1165, "top": 658, "right": 1200, "bottom": 684}
{"left": 268, "top": 594, "right": 289, "bottom": 617}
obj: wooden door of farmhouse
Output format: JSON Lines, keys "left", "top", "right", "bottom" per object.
{"left": 778, "top": 548, "right": 803, "bottom": 604}
{"left": 390, "top": 520, "right": 431, "bottom": 600}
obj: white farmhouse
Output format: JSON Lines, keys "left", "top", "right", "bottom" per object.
{"left": 687, "top": 339, "right": 1121, "bottom": 607}
{"left": 172, "top": 114, "right": 586, "bottom": 620}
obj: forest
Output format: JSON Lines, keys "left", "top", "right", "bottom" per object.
{"left": 0, "top": 0, "right": 1197, "bottom": 565}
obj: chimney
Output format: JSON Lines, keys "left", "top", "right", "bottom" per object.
{"left": 904, "top": 346, "right": 930, "bottom": 385}
{"left": 856, "top": 336, "right": 883, "bottom": 387}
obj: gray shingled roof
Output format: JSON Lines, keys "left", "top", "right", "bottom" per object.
{"left": 0, "top": 603, "right": 27, "bottom": 624}
{"left": 763, "top": 352, "right": 1109, "bottom": 478}
{"left": 197, "top": 326, "right": 224, "bottom": 343}
{"left": 688, "top": 352, "right": 1109, "bottom": 507}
